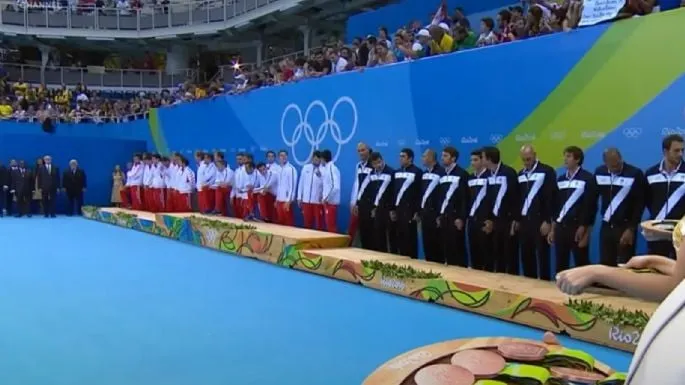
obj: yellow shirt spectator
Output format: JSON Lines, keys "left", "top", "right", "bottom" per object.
{"left": 430, "top": 33, "right": 454, "bottom": 54}
{"left": 13, "top": 81, "right": 28, "bottom": 96}
{"left": 194, "top": 87, "right": 207, "bottom": 99}
{"left": 55, "top": 88, "right": 72, "bottom": 105}
{"left": 428, "top": 25, "right": 454, "bottom": 55}
{"left": 0, "top": 103, "right": 13, "bottom": 117}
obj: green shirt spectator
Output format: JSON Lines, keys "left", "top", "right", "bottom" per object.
{"left": 453, "top": 26, "right": 478, "bottom": 51}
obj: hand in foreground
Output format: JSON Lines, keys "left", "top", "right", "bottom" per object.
{"left": 556, "top": 265, "right": 610, "bottom": 295}
{"left": 621, "top": 255, "right": 656, "bottom": 270}
{"left": 621, "top": 254, "right": 676, "bottom": 276}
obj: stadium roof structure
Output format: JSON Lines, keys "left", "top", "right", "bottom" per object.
{"left": 0, "top": 0, "right": 395, "bottom": 46}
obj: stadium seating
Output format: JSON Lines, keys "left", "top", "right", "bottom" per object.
{"left": 0, "top": 0, "right": 675, "bottom": 125}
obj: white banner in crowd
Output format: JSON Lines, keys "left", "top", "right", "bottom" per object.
{"left": 578, "top": 0, "right": 626, "bottom": 27}
{"left": 578, "top": 0, "right": 627, "bottom": 26}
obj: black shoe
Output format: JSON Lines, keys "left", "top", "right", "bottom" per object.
{"left": 27, "top": 214, "right": 32, "bottom": 218}
{"left": 50, "top": 214, "right": 56, "bottom": 218}
{"left": 44, "top": 214, "right": 49, "bottom": 218}
{"left": 14, "top": 214, "right": 21, "bottom": 218}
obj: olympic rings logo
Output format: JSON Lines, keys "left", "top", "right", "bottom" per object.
{"left": 622, "top": 127, "right": 642, "bottom": 139}
{"left": 280, "top": 97, "right": 358, "bottom": 166}
{"left": 490, "top": 134, "right": 503, "bottom": 144}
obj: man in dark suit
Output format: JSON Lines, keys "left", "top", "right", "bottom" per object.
{"left": 5, "top": 159, "right": 18, "bottom": 216}
{"left": 0, "top": 161, "right": 8, "bottom": 217}
{"left": 37, "top": 155, "right": 60, "bottom": 218}
{"left": 10, "top": 160, "right": 33, "bottom": 217}
{"left": 62, "top": 159, "right": 87, "bottom": 216}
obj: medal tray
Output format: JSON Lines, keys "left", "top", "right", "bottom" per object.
{"left": 364, "top": 336, "right": 619, "bottom": 385}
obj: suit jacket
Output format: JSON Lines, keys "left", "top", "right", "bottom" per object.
{"left": 0, "top": 165, "right": 8, "bottom": 188}
{"left": 63, "top": 168, "right": 87, "bottom": 194}
{"left": 10, "top": 168, "right": 33, "bottom": 196}
{"left": 37, "top": 164, "right": 61, "bottom": 193}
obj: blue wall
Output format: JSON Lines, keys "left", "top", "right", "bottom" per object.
{"left": 0, "top": 121, "right": 148, "bottom": 211}
{"left": 345, "top": 0, "right": 517, "bottom": 42}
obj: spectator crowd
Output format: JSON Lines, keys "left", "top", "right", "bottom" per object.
{"left": 228, "top": 0, "right": 660, "bottom": 92}
{"left": 0, "top": 0, "right": 672, "bottom": 123}
{"left": 0, "top": 75, "right": 225, "bottom": 123}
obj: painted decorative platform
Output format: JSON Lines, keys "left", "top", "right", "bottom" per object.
{"left": 83, "top": 206, "right": 657, "bottom": 352}
{"left": 292, "top": 247, "right": 656, "bottom": 352}
{"left": 82, "top": 206, "right": 350, "bottom": 263}
{"left": 363, "top": 335, "right": 624, "bottom": 385}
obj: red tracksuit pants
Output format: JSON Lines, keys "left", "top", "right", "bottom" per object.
{"left": 120, "top": 186, "right": 130, "bottom": 208}
{"left": 142, "top": 186, "right": 151, "bottom": 211}
{"left": 275, "top": 201, "right": 295, "bottom": 226}
{"left": 301, "top": 202, "right": 323, "bottom": 230}
{"left": 214, "top": 187, "right": 230, "bottom": 216}
{"left": 175, "top": 192, "right": 192, "bottom": 212}
{"left": 148, "top": 187, "right": 165, "bottom": 212}
{"left": 257, "top": 192, "right": 276, "bottom": 222}
{"left": 129, "top": 186, "right": 143, "bottom": 210}
{"left": 166, "top": 189, "right": 176, "bottom": 212}
{"left": 232, "top": 197, "right": 242, "bottom": 218}
{"left": 323, "top": 203, "right": 338, "bottom": 233}
{"left": 198, "top": 188, "right": 215, "bottom": 214}
{"left": 243, "top": 192, "right": 256, "bottom": 218}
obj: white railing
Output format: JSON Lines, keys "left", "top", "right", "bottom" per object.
{"left": 1, "top": 62, "right": 197, "bottom": 89}
{"left": 0, "top": 0, "right": 281, "bottom": 31}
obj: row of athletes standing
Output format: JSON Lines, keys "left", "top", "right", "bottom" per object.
{"left": 347, "top": 135, "right": 685, "bottom": 280}
{"left": 119, "top": 150, "right": 343, "bottom": 230}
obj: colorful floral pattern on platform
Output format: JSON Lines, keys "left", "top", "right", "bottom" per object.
{"left": 278, "top": 246, "right": 324, "bottom": 270}
{"left": 497, "top": 297, "right": 598, "bottom": 332}
{"left": 322, "top": 255, "right": 648, "bottom": 351}
{"left": 156, "top": 215, "right": 193, "bottom": 241}
{"left": 331, "top": 259, "right": 374, "bottom": 282}
{"left": 81, "top": 207, "right": 651, "bottom": 352}
{"left": 410, "top": 279, "right": 491, "bottom": 309}
{"left": 85, "top": 208, "right": 163, "bottom": 235}
{"left": 82, "top": 206, "right": 98, "bottom": 219}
